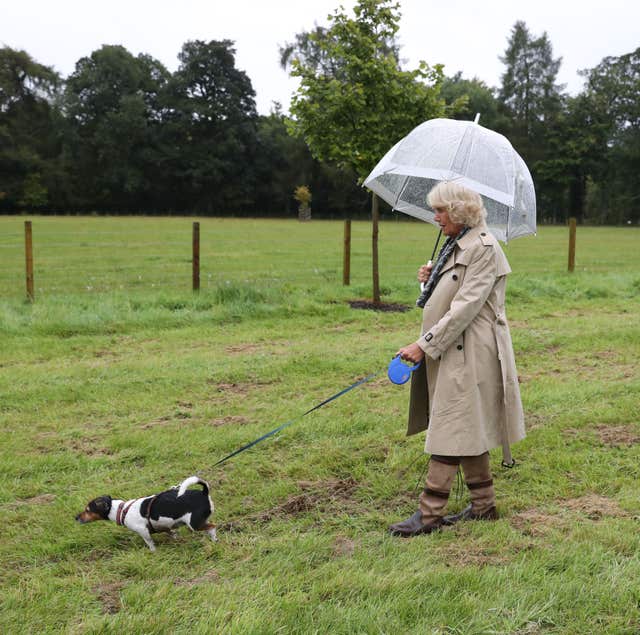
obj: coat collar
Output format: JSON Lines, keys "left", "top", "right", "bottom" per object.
{"left": 439, "top": 222, "right": 497, "bottom": 273}
{"left": 456, "top": 222, "right": 494, "bottom": 250}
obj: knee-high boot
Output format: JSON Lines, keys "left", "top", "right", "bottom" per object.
{"left": 443, "top": 452, "right": 498, "bottom": 525}
{"left": 389, "top": 456, "right": 459, "bottom": 537}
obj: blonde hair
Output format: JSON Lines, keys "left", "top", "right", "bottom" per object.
{"left": 427, "top": 181, "right": 487, "bottom": 228}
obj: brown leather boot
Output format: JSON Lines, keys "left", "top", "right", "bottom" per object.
{"left": 442, "top": 452, "right": 497, "bottom": 526}
{"left": 389, "top": 456, "right": 459, "bottom": 537}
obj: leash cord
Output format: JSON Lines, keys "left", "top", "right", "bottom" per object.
{"left": 213, "top": 371, "right": 380, "bottom": 467}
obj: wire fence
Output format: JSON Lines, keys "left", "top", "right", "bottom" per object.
{"left": 0, "top": 216, "right": 437, "bottom": 300}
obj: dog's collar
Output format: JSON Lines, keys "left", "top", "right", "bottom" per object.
{"left": 116, "top": 499, "right": 139, "bottom": 526}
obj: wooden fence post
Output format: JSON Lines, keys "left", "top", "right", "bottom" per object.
{"left": 25, "top": 220, "right": 34, "bottom": 301}
{"left": 568, "top": 217, "right": 576, "bottom": 273}
{"left": 192, "top": 221, "right": 200, "bottom": 291}
{"left": 372, "top": 194, "right": 380, "bottom": 304}
{"left": 343, "top": 219, "right": 351, "bottom": 286}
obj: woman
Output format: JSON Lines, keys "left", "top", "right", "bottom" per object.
{"left": 389, "top": 181, "right": 525, "bottom": 538}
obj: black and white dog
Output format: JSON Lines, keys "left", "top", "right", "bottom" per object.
{"left": 76, "top": 476, "right": 217, "bottom": 551}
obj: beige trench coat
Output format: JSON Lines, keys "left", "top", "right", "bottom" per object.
{"left": 407, "top": 222, "right": 525, "bottom": 458}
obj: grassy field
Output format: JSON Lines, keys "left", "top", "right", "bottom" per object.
{"left": 1, "top": 216, "right": 639, "bottom": 634}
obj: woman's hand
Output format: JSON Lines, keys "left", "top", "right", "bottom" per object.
{"left": 396, "top": 343, "right": 425, "bottom": 365}
{"left": 417, "top": 262, "right": 433, "bottom": 284}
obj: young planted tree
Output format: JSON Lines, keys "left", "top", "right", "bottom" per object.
{"left": 284, "top": 0, "right": 446, "bottom": 303}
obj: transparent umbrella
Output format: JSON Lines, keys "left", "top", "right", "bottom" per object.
{"left": 363, "top": 117, "right": 536, "bottom": 242}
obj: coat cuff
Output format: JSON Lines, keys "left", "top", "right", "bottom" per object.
{"left": 416, "top": 332, "right": 441, "bottom": 360}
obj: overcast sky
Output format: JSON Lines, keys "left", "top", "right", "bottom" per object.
{"left": 2, "top": 0, "right": 639, "bottom": 114}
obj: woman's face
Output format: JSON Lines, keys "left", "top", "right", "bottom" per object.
{"left": 433, "top": 206, "right": 465, "bottom": 237}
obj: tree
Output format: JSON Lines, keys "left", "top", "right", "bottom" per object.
{"left": 580, "top": 48, "right": 640, "bottom": 223}
{"left": 64, "top": 45, "right": 171, "bottom": 210}
{"left": 285, "top": 0, "right": 446, "bottom": 302}
{"left": 439, "top": 72, "right": 507, "bottom": 132}
{"left": 280, "top": 21, "right": 399, "bottom": 77}
{"left": 252, "top": 105, "right": 367, "bottom": 218}
{"left": 162, "top": 40, "right": 258, "bottom": 213}
{"left": 0, "top": 47, "right": 61, "bottom": 211}
{"left": 531, "top": 92, "right": 611, "bottom": 223}
{"left": 499, "top": 21, "right": 566, "bottom": 219}
{"left": 499, "top": 22, "right": 564, "bottom": 140}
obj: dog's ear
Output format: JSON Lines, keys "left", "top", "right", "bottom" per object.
{"left": 90, "top": 496, "right": 112, "bottom": 518}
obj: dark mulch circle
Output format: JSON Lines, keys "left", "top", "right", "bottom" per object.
{"left": 349, "top": 300, "right": 411, "bottom": 313}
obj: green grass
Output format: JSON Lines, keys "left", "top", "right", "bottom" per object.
{"left": 1, "top": 216, "right": 639, "bottom": 633}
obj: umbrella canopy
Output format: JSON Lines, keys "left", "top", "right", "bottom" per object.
{"left": 363, "top": 118, "right": 536, "bottom": 242}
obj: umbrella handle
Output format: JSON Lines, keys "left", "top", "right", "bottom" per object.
{"left": 419, "top": 260, "right": 433, "bottom": 292}
{"left": 430, "top": 229, "right": 443, "bottom": 261}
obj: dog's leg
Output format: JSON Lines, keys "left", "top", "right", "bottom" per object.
{"left": 139, "top": 529, "right": 156, "bottom": 552}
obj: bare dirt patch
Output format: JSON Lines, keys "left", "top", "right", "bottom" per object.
{"left": 221, "top": 478, "right": 360, "bottom": 531}
{"left": 66, "top": 437, "right": 114, "bottom": 456}
{"left": 562, "top": 494, "right": 628, "bottom": 520}
{"left": 332, "top": 535, "right": 356, "bottom": 557}
{"left": 207, "top": 378, "right": 275, "bottom": 399}
{"left": 142, "top": 415, "right": 172, "bottom": 429}
{"left": 209, "top": 381, "right": 251, "bottom": 395}
{"left": 94, "top": 581, "right": 124, "bottom": 614}
{"left": 176, "top": 569, "right": 220, "bottom": 587}
{"left": 369, "top": 375, "right": 394, "bottom": 389}
{"left": 225, "top": 343, "right": 262, "bottom": 354}
{"left": 93, "top": 349, "right": 119, "bottom": 359}
{"left": 595, "top": 424, "right": 640, "bottom": 447}
{"left": 562, "top": 424, "right": 639, "bottom": 447}
{"left": 511, "top": 494, "right": 629, "bottom": 536}
{"left": 523, "top": 412, "right": 548, "bottom": 430}
{"left": 438, "top": 541, "right": 514, "bottom": 567}
{"left": 593, "top": 349, "right": 620, "bottom": 360}
{"left": 142, "top": 403, "right": 195, "bottom": 428}
{"left": 563, "top": 428, "right": 581, "bottom": 438}
{"left": 209, "top": 415, "right": 250, "bottom": 427}
{"left": 510, "top": 509, "right": 563, "bottom": 537}
{"left": 8, "top": 493, "right": 56, "bottom": 509}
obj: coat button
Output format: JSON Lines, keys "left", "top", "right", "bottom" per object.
{"left": 452, "top": 274, "right": 458, "bottom": 280}
{"left": 481, "top": 232, "right": 486, "bottom": 236}
{"left": 457, "top": 344, "right": 463, "bottom": 350}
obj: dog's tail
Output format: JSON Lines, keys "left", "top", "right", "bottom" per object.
{"left": 177, "top": 476, "right": 209, "bottom": 497}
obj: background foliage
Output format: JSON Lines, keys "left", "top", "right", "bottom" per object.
{"left": 1, "top": 0, "right": 639, "bottom": 223}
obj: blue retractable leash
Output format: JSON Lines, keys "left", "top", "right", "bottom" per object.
{"left": 387, "top": 355, "right": 422, "bottom": 385}
{"left": 213, "top": 371, "right": 379, "bottom": 467}
{"left": 213, "top": 355, "right": 420, "bottom": 467}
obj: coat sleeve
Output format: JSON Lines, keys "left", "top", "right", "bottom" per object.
{"left": 417, "top": 244, "right": 497, "bottom": 360}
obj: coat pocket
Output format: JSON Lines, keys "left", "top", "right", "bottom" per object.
{"left": 435, "top": 333, "right": 467, "bottom": 398}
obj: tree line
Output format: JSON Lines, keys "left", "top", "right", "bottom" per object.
{"left": 1, "top": 4, "right": 638, "bottom": 224}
